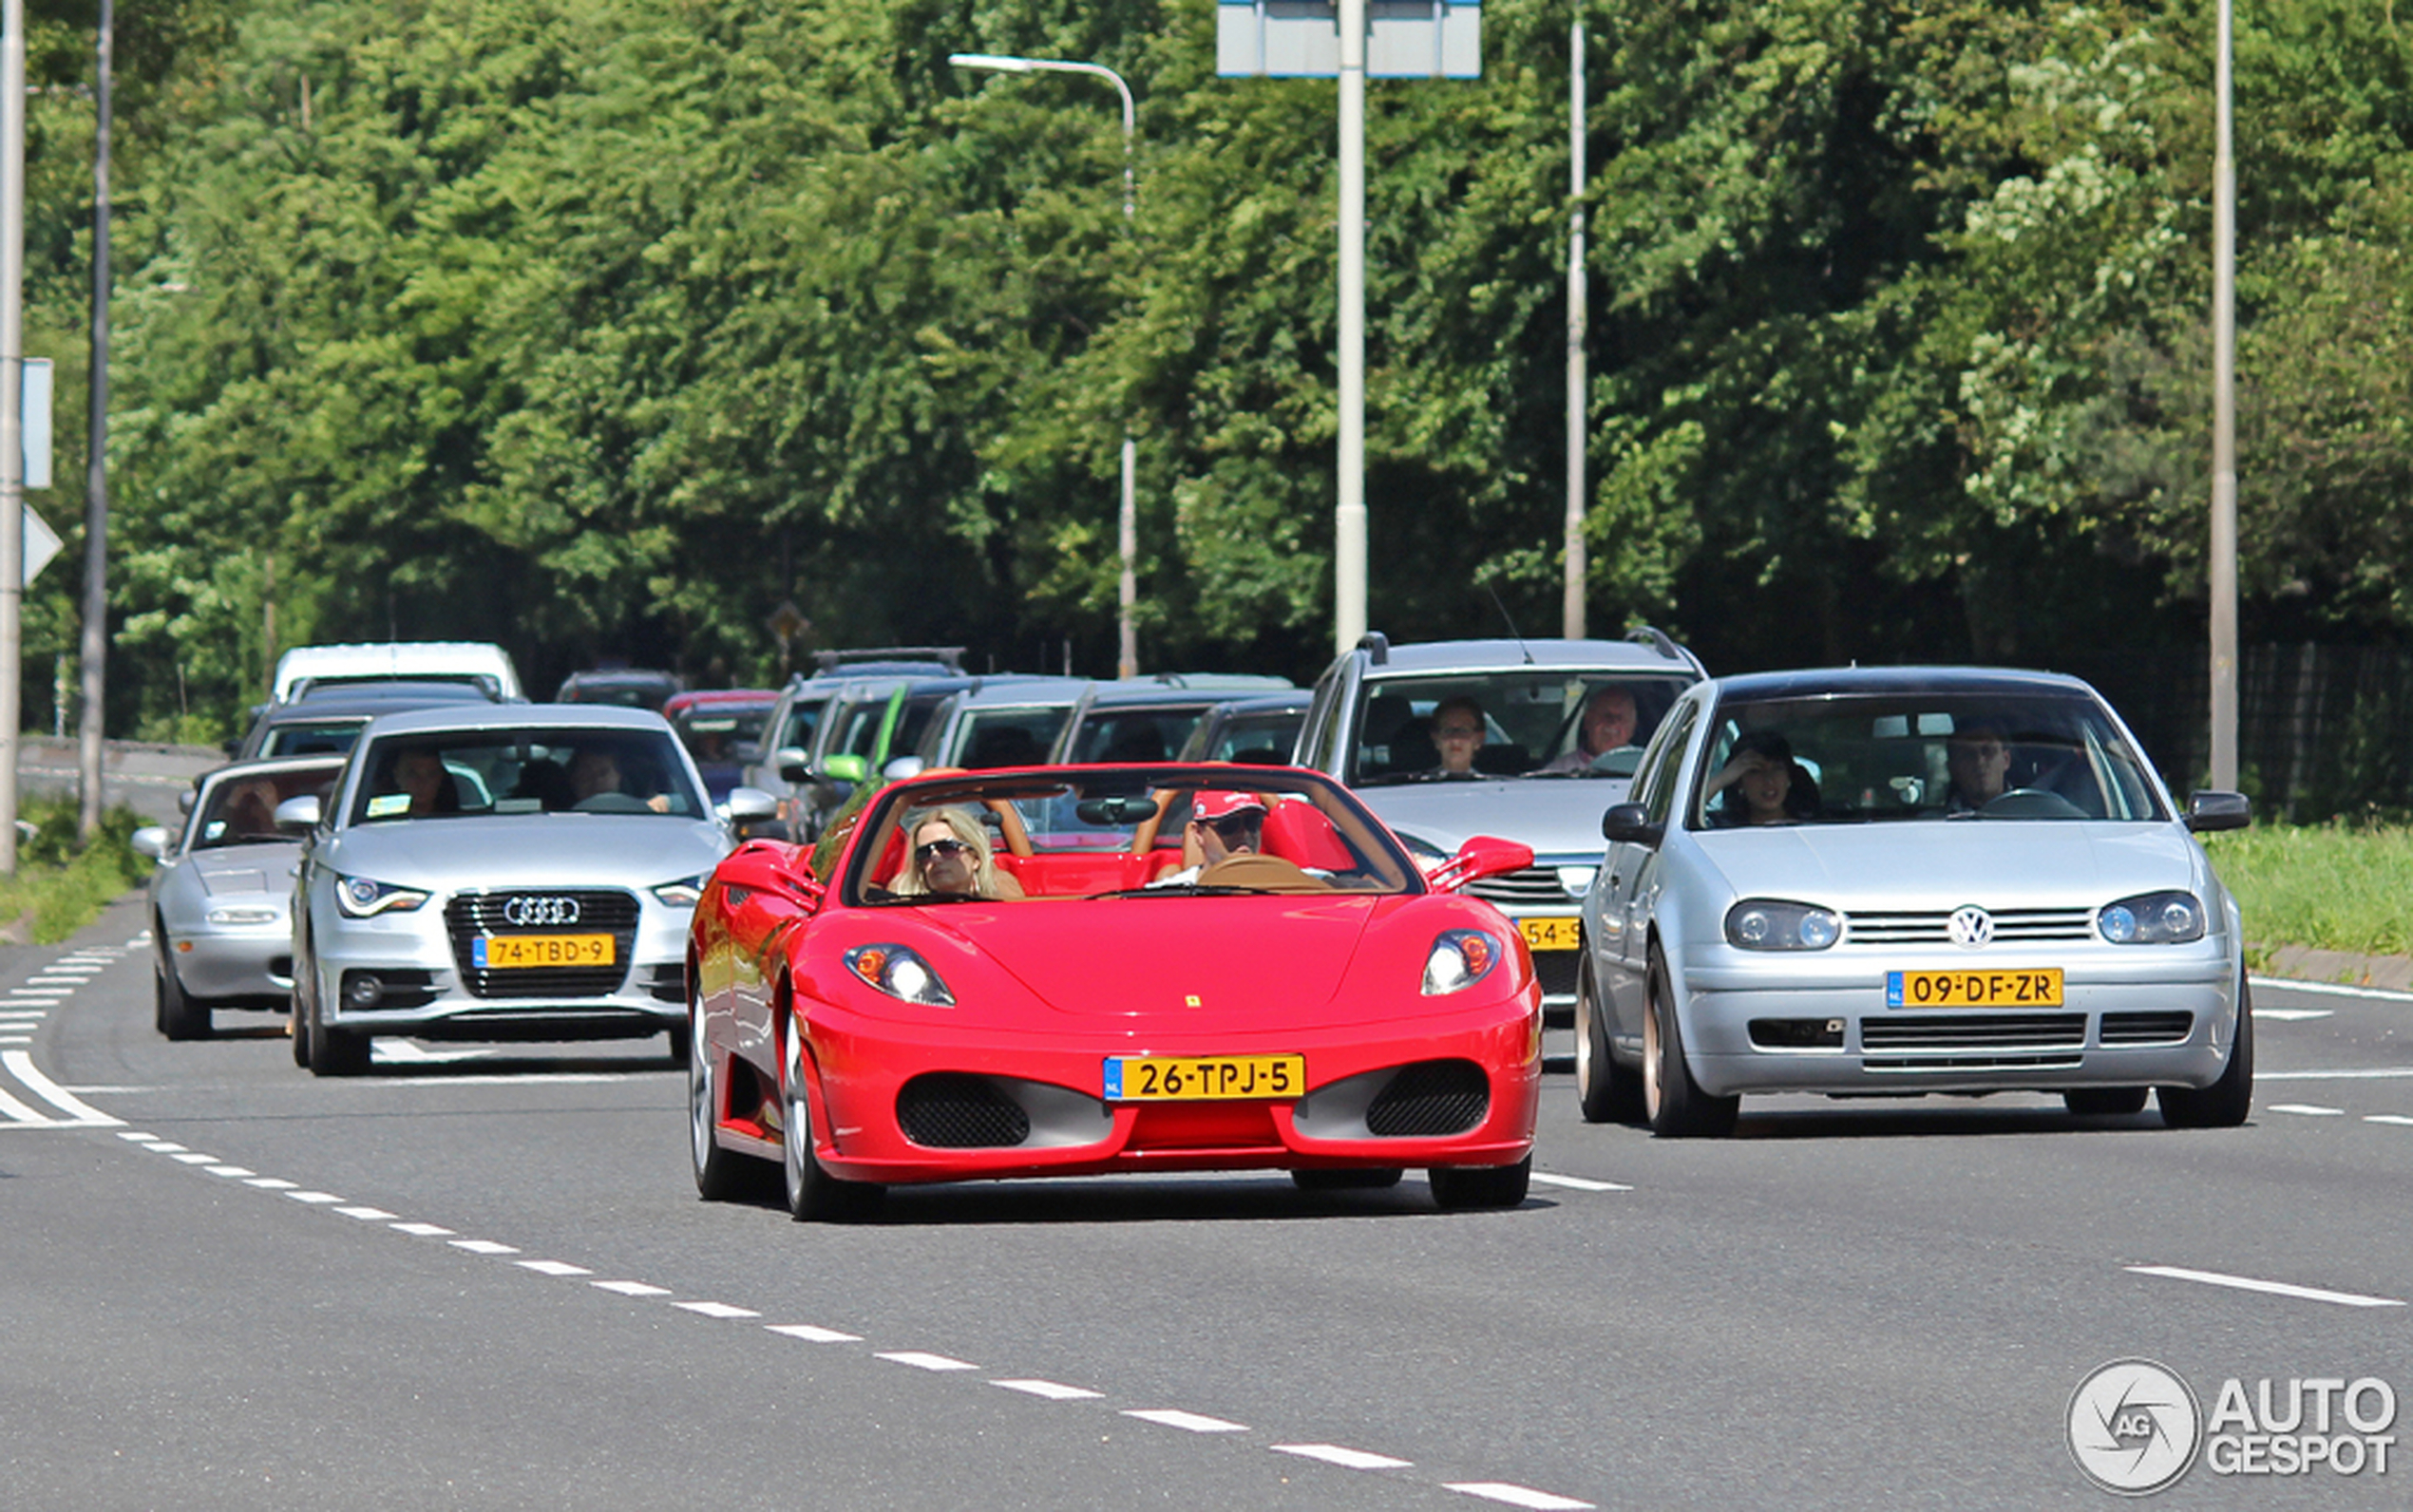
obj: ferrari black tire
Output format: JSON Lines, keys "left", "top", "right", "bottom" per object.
{"left": 1575, "top": 957, "right": 1642, "bottom": 1125}
{"left": 2064, "top": 1087, "right": 2151, "bottom": 1117}
{"left": 689, "top": 1007, "right": 765, "bottom": 1201}
{"left": 2159, "top": 980, "right": 2254, "bottom": 1129}
{"left": 782, "top": 1031, "right": 884, "bottom": 1222}
{"left": 1643, "top": 946, "right": 1738, "bottom": 1138}
{"left": 1428, "top": 1156, "right": 1532, "bottom": 1211}
{"left": 1290, "top": 1167, "right": 1403, "bottom": 1192}
{"left": 305, "top": 976, "right": 372, "bottom": 1078}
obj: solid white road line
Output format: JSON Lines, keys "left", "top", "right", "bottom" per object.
{"left": 990, "top": 1379, "right": 1102, "bottom": 1401}
{"left": 2366, "top": 1115, "right": 2413, "bottom": 1126}
{"left": 1443, "top": 1483, "right": 1594, "bottom": 1510}
{"left": 2255, "top": 1009, "right": 2332, "bottom": 1021}
{"left": 2254, "top": 975, "right": 2413, "bottom": 1003}
{"left": 3, "top": 1050, "right": 121, "bottom": 1125}
{"left": 2128, "top": 1264, "right": 2404, "bottom": 1309}
{"left": 1123, "top": 1408, "right": 1246, "bottom": 1433}
{"left": 1273, "top": 1444, "right": 1412, "bottom": 1470}
{"left": 2268, "top": 1104, "right": 2345, "bottom": 1116}
{"left": 0, "top": 1085, "right": 49, "bottom": 1124}
{"left": 2260, "top": 1068, "right": 2413, "bottom": 1080}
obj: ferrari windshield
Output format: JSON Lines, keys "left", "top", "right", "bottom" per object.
{"left": 1688, "top": 690, "right": 2167, "bottom": 828}
{"left": 838, "top": 766, "right": 1422, "bottom": 905}
{"left": 348, "top": 728, "right": 706, "bottom": 823}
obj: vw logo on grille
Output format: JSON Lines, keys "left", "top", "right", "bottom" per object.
{"left": 1947, "top": 905, "right": 1994, "bottom": 949}
{"left": 502, "top": 895, "right": 580, "bottom": 928}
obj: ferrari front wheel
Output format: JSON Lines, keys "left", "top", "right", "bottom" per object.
{"left": 1428, "top": 1156, "right": 1532, "bottom": 1211}
{"left": 782, "top": 1030, "right": 884, "bottom": 1222}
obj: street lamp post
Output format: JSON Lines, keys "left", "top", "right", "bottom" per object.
{"left": 949, "top": 52, "right": 1142, "bottom": 679}
{"left": 2208, "top": 0, "right": 2238, "bottom": 789}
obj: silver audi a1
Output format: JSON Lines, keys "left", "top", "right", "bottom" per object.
{"left": 283, "top": 705, "right": 772, "bottom": 1075}
{"left": 1577, "top": 667, "right": 2253, "bottom": 1136}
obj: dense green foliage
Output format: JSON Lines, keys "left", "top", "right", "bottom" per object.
{"left": 7, "top": 0, "right": 2411, "bottom": 739}
{"left": 0, "top": 795, "right": 149, "bottom": 941}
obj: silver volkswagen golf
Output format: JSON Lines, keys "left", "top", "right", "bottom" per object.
{"left": 1577, "top": 667, "right": 2253, "bottom": 1136}
{"left": 282, "top": 705, "right": 770, "bottom": 1075}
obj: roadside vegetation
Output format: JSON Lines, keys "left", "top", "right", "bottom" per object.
{"left": 2204, "top": 822, "right": 2413, "bottom": 966}
{"left": 0, "top": 799, "right": 151, "bottom": 945}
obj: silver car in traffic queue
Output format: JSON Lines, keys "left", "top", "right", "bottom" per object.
{"left": 282, "top": 705, "right": 772, "bottom": 1076}
{"left": 133, "top": 755, "right": 349, "bottom": 1040}
{"left": 1577, "top": 667, "right": 2253, "bottom": 1136}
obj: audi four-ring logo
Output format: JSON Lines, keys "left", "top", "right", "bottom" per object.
{"left": 502, "top": 896, "right": 581, "bottom": 927}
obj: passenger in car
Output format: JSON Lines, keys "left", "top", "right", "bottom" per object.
{"left": 1428, "top": 697, "right": 1488, "bottom": 779}
{"left": 390, "top": 749, "right": 459, "bottom": 818}
{"left": 1538, "top": 686, "right": 1639, "bottom": 773}
{"left": 891, "top": 806, "right": 1025, "bottom": 900}
{"left": 1944, "top": 720, "right": 2012, "bottom": 812}
{"left": 1704, "top": 730, "right": 1818, "bottom": 825}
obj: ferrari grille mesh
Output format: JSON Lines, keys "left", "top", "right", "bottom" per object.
{"left": 1365, "top": 1059, "right": 1489, "bottom": 1137}
{"left": 444, "top": 890, "right": 637, "bottom": 999}
{"left": 897, "top": 1073, "right": 1032, "bottom": 1148}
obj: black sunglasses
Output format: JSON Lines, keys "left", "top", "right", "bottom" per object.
{"left": 916, "top": 838, "right": 971, "bottom": 862}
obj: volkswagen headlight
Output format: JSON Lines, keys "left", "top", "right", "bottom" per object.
{"left": 2098, "top": 892, "right": 2205, "bottom": 945}
{"left": 1725, "top": 899, "right": 1843, "bottom": 951}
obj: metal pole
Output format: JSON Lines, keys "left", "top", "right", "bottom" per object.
{"left": 947, "top": 54, "right": 1144, "bottom": 677}
{"left": 0, "top": 0, "right": 27, "bottom": 876}
{"left": 2209, "top": 0, "right": 2237, "bottom": 790}
{"left": 78, "top": 0, "right": 110, "bottom": 841}
{"left": 1334, "top": 0, "right": 1367, "bottom": 652}
{"left": 1563, "top": 18, "right": 1587, "bottom": 640}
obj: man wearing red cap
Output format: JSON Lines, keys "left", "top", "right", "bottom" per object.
{"left": 1151, "top": 790, "right": 1267, "bottom": 887}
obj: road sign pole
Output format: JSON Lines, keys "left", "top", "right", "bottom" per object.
{"left": 1563, "top": 17, "right": 1586, "bottom": 639}
{"left": 1334, "top": 0, "right": 1367, "bottom": 653}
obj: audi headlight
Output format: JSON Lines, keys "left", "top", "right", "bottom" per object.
{"left": 333, "top": 875, "right": 430, "bottom": 917}
{"left": 651, "top": 873, "right": 709, "bottom": 908}
{"left": 844, "top": 944, "right": 956, "bottom": 1006}
{"left": 2098, "top": 891, "right": 2205, "bottom": 945}
{"left": 1421, "top": 929, "right": 1505, "bottom": 996}
{"left": 1725, "top": 899, "right": 1843, "bottom": 951}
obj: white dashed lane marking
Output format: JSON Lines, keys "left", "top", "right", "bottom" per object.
{"left": 2128, "top": 1264, "right": 2404, "bottom": 1309}
{"left": 101, "top": 1125, "right": 1609, "bottom": 1509}
{"left": 2269, "top": 1104, "right": 2346, "bottom": 1117}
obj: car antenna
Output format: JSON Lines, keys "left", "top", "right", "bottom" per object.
{"left": 1485, "top": 584, "right": 1537, "bottom": 665}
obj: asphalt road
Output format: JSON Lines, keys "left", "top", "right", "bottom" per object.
{"left": 4, "top": 897, "right": 2407, "bottom": 1509}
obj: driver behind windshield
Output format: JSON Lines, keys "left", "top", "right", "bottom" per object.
{"left": 891, "top": 805, "right": 1025, "bottom": 900}
{"left": 1538, "top": 686, "right": 1639, "bottom": 773}
{"left": 1944, "top": 720, "right": 2011, "bottom": 812}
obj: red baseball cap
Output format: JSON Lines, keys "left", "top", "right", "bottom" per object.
{"left": 1192, "top": 791, "right": 1267, "bottom": 823}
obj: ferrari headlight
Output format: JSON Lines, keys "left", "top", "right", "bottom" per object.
{"left": 1725, "top": 899, "right": 1843, "bottom": 951}
{"left": 1422, "top": 929, "right": 1505, "bottom": 996}
{"left": 651, "top": 873, "right": 709, "bottom": 908}
{"left": 2098, "top": 891, "right": 2205, "bottom": 945}
{"left": 844, "top": 943, "right": 956, "bottom": 1006}
{"left": 333, "top": 875, "right": 430, "bottom": 917}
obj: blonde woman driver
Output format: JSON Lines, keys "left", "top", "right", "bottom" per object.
{"left": 889, "top": 805, "right": 1026, "bottom": 900}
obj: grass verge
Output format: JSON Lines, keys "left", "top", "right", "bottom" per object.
{"left": 2203, "top": 822, "right": 2413, "bottom": 964}
{"left": 0, "top": 796, "right": 152, "bottom": 945}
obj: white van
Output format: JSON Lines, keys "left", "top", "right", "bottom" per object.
{"left": 272, "top": 642, "right": 523, "bottom": 703}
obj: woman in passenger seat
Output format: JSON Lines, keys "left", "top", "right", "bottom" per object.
{"left": 889, "top": 806, "right": 1025, "bottom": 900}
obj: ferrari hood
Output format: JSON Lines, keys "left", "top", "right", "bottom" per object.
{"left": 927, "top": 897, "right": 1385, "bottom": 1020}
